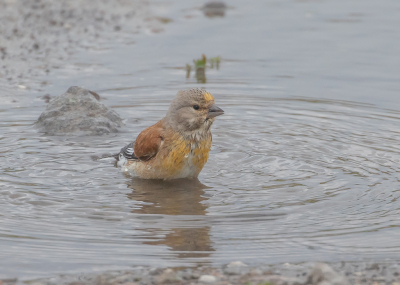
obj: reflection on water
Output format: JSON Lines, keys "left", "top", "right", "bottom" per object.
{"left": 127, "top": 178, "right": 213, "bottom": 259}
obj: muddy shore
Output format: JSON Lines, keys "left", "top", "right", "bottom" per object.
{"left": 0, "top": 0, "right": 162, "bottom": 95}
{"left": 3, "top": 261, "right": 400, "bottom": 285}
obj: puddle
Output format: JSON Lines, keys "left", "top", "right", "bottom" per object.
{"left": 1, "top": 0, "right": 400, "bottom": 280}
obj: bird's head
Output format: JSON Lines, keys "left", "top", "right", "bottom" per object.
{"left": 166, "top": 88, "right": 224, "bottom": 135}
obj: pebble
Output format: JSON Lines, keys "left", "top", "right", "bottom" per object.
{"left": 157, "top": 268, "right": 180, "bottom": 283}
{"left": 198, "top": 275, "right": 217, "bottom": 283}
{"left": 224, "top": 261, "right": 249, "bottom": 275}
{"left": 306, "top": 263, "right": 350, "bottom": 285}
{"left": 202, "top": 1, "right": 227, "bottom": 17}
{"left": 227, "top": 261, "right": 247, "bottom": 267}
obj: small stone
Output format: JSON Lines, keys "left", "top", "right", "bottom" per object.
{"left": 36, "top": 86, "right": 123, "bottom": 135}
{"left": 227, "top": 261, "right": 247, "bottom": 268}
{"left": 42, "top": 94, "right": 51, "bottom": 103}
{"left": 306, "top": 263, "right": 350, "bottom": 285}
{"left": 367, "top": 264, "right": 380, "bottom": 270}
{"left": 18, "top": 84, "right": 27, "bottom": 89}
{"left": 109, "top": 274, "right": 131, "bottom": 284}
{"left": 224, "top": 261, "right": 249, "bottom": 276}
{"left": 373, "top": 276, "right": 386, "bottom": 282}
{"left": 179, "top": 269, "right": 197, "bottom": 280}
{"left": 250, "top": 268, "right": 262, "bottom": 275}
{"left": 95, "top": 274, "right": 114, "bottom": 285}
{"left": 354, "top": 271, "right": 364, "bottom": 276}
{"left": 157, "top": 268, "right": 180, "bottom": 283}
{"left": 202, "top": 1, "right": 227, "bottom": 17}
{"left": 149, "top": 268, "right": 163, "bottom": 275}
{"left": 199, "top": 275, "right": 216, "bottom": 283}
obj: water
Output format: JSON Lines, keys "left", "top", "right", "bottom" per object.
{"left": 1, "top": 0, "right": 400, "bottom": 280}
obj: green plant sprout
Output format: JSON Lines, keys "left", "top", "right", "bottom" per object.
{"left": 186, "top": 54, "right": 221, "bottom": 83}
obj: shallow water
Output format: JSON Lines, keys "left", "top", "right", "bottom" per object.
{"left": 1, "top": 0, "right": 400, "bottom": 280}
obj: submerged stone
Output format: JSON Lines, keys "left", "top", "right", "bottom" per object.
{"left": 36, "top": 86, "right": 123, "bottom": 135}
{"left": 203, "top": 1, "right": 227, "bottom": 17}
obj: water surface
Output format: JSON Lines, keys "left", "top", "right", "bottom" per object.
{"left": 1, "top": 0, "right": 400, "bottom": 279}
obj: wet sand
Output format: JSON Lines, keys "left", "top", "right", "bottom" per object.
{"left": 0, "top": 0, "right": 161, "bottom": 94}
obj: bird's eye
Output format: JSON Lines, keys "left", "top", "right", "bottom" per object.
{"left": 193, "top": 105, "right": 200, "bottom": 110}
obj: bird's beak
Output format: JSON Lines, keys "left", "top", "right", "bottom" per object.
{"left": 207, "top": 104, "right": 224, "bottom": 118}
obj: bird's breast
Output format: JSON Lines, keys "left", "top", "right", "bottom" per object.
{"left": 161, "top": 136, "right": 212, "bottom": 178}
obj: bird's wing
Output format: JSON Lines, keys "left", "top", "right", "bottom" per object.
{"left": 133, "top": 121, "right": 164, "bottom": 161}
{"left": 119, "top": 142, "right": 137, "bottom": 160}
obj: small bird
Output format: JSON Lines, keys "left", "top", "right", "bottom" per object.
{"left": 116, "top": 88, "right": 224, "bottom": 179}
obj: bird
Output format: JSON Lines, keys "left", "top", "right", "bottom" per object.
{"left": 115, "top": 88, "right": 224, "bottom": 179}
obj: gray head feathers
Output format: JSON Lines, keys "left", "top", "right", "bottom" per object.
{"left": 166, "top": 88, "right": 216, "bottom": 135}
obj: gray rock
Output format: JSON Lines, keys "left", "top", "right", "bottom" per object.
{"left": 198, "top": 275, "right": 217, "bottom": 283}
{"left": 156, "top": 268, "right": 181, "bottom": 283}
{"left": 305, "top": 263, "right": 350, "bottom": 285}
{"left": 227, "top": 261, "right": 247, "bottom": 268}
{"left": 36, "top": 86, "right": 123, "bottom": 135}
{"left": 223, "top": 261, "right": 249, "bottom": 276}
{"left": 178, "top": 268, "right": 198, "bottom": 280}
{"left": 95, "top": 273, "right": 114, "bottom": 285}
{"left": 202, "top": 1, "right": 227, "bottom": 17}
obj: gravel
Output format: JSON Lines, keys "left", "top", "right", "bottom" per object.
{"left": 4, "top": 262, "right": 400, "bottom": 285}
